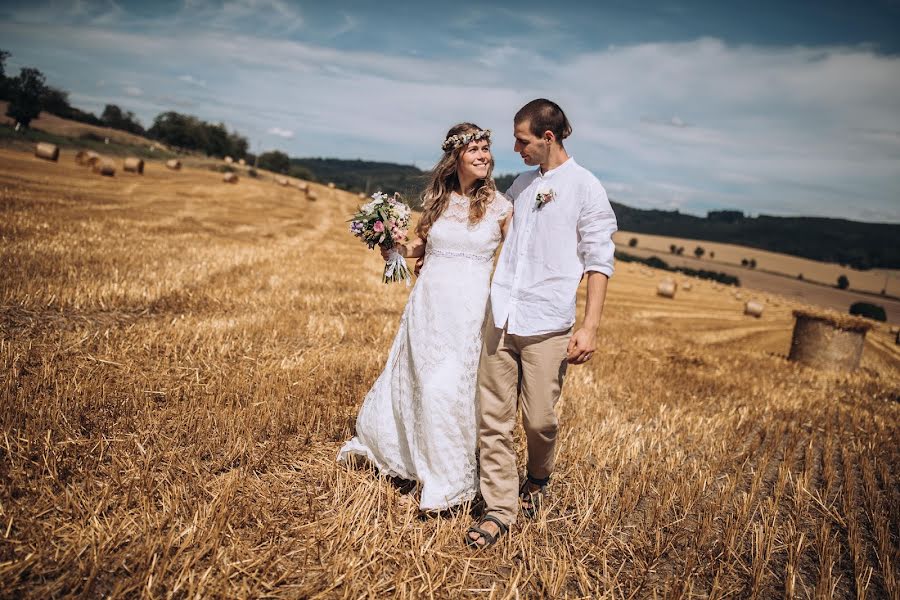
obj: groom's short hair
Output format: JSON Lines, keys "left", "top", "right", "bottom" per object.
{"left": 515, "top": 99, "right": 572, "bottom": 143}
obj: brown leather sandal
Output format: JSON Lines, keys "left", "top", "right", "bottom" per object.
{"left": 465, "top": 514, "right": 508, "bottom": 549}
{"left": 520, "top": 473, "right": 550, "bottom": 519}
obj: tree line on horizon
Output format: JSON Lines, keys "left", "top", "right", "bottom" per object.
{"left": 0, "top": 49, "right": 250, "bottom": 161}
{"left": 2, "top": 50, "right": 895, "bottom": 271}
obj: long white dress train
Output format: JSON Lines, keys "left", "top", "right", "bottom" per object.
{"left": 338, "top": 191, "right": 511, "bottom": 510}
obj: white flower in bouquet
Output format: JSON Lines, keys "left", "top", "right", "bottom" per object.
{"left": 349, "top": 191, "right": 412, "bottom": 285}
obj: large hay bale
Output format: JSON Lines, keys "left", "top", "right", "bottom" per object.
{"left": 327, "top": 182, "right": 336, "bottom": 189}
{"left": 274, "top": 175, "right": 288, "bottom": 186}
{"left": 75, "top": 150, "right": 100, "bottom": 166}
{"left": 223, "top": 172, "right": 239, "bottom": 184}
{"left": 307, "top": 190, "right": 318, "bottom": 202}
{"left": 744, "top": 300, "right": 764, "bottom": 318}
{"left": 681, "top": 282, "right": 692, "bottom": 291}
{"left": 295, "top": 181, "right": 309, "bottom": 192}
{"left": 123, "top": 157, "right": 144, "bottom": 174}
{"left": 165, "top": 159, "right": 182, "bottom": 170}
{"left": 657, "top": 279, "right": 677, "bottom": 298}
{"left": 238, "top": 158, "right": 246, "bottom": 166}
{"left": 224, "top": 156, "right": 233, "bottom": 164}
{"left": 35, "top": 143, "right": 60, "bottom": 162}
{"left": 788, "top": 309, "right": 871, "bottom": 371}
{"left": 92, "top": 159, "right": 116, "bottom": 177}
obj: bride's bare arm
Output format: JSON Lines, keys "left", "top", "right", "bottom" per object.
{"left": 402, "top": 238, "right": 426, "bottom": 258}
{"left": 500, "top": 208, "right": 514, "bottom": 241}
{"left": 380, "top": 237, "right": 426, "bottom": 260}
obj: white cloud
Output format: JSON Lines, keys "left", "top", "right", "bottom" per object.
{"left": 123, "top": 85, "right": 142, "bottom": 96}
{"left": 267, "top": 127, "right": 294, "bottom": 139}
{"left": 177, "top": 74, "right": 206, "bottom": 87}
{"left": 1, "top": 17, "right": 898, "bottom": 220}
{"left": 327, "top": 11, "right": 359, "bottom": 39}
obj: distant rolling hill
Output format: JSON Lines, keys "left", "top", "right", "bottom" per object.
{"left": 292, "top": 158, "right": 898, "bottom": 271}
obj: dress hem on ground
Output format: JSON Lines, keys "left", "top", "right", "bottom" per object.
{"left": 337, "top": 439, "right": 478, "bottom": 511}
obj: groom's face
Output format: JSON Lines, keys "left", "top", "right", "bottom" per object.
{"left": 513, "top": 120, "right": 550, "bottom": 167}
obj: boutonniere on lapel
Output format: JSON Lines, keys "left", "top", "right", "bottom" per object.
{"left": 535, "top": 188, "right": 555, "bottom": 209}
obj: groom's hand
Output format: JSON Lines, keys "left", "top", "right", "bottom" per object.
{"left": 566, "top": 327, "right": 597, "bottom": 364}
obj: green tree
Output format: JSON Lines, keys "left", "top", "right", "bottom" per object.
{"left": 0, "top": 49, "right": 10, "bottom": 100}
{"left": 289, "top": 164, "right": 315, "bottom": 181}
{"left": 849, "top": 301, "right": 885, "bottom": 321}
{"left": 749, "top": 259, "right": 757, "bottom": 269}
{"left": 40, "top": 86, "right": 71, "bottom": 115}
{"left": 628, "top": 237, "right": 638, "bottom": 248}
{"left": 837, "top": 274, "right": 849, "bottom": 290}
{"left": 258, "top": 150, "right": 290, "bottom": 174}
{"left": 6, "top": 67, "right": 47, "bottom": 128}
{"left": 101, "top": 104, "right": 145, "bottom": 135}
{"left": 694, "top": 246, "right": 705, "bottom": 259}
{"left": 669, "top": 244, "right": 677, "bottom": 254}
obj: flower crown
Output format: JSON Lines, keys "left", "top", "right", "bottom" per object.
{"left": 441, "top": 129, "right": 491, "bottom": 152}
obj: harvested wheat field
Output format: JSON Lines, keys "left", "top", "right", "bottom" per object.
{"left": 614, "top": 231, "right": 900, "bottom": 298}
{"left": 1, "top": 146, "right": 898, "bottom": 599}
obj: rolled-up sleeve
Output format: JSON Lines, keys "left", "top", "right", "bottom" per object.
{"left": 577, "top": 182, "right": 618, "bottom": 277}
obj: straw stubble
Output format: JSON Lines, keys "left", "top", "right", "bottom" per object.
{"left": 0, "top": 147, "right": 898, "bottom": 599}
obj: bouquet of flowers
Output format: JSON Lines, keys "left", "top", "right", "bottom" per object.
{"left": 349, "top": 191, "right": 412, "bottom": 285}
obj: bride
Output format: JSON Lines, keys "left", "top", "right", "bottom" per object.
{"left": 338, "top": 123, "right": 512, "bottom": 510}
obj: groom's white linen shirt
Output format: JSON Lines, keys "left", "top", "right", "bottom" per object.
{"left": 491, "top": 157, "right": 617, "bottom": 336}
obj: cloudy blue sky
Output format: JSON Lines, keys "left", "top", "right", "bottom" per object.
{"left": 1, "top": 0, "right": 899, "bottom": 221}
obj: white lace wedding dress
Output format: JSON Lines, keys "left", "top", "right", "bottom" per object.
{"left": 338, "top": 191, "right": 512, "bottom": 510}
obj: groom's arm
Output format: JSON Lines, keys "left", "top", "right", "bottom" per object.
{"left": 567, "top": 180, "right": 617, "bottom": 365}
{"left": 566, "top": 272, "right": 609, "bottom": 364}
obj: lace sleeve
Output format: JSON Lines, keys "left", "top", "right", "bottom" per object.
{"left": 492, "top": 191, "right": 513, "bottom": 222}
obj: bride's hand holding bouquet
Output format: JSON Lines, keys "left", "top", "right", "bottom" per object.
{"left": 349, "top": 192, "right": 413, "bottom": 285}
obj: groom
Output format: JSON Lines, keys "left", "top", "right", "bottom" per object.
{"left": 466, "top": 99, "right": 618, "bottom": 548}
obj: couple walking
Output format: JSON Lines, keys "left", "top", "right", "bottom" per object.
{"left": 338, "top": 99, "right": 618, "bottom": 549}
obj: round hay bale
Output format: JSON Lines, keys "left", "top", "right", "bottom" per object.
{"left": 682, "top": 282, "right": 692, "bottom": 291}
{"left": 224, "top": 156, "right": 233, "bottom": 164}
{"left": 35, "top": 142, "right": 60, "bottom": 162}
{"left": 327, "top": 182, "right": 336, "bottom": 189}
{"left": 657, "top": 280, "right": 677, "bottom": 298}
{"left": 223, "top": 172, "right": 239, "bottom": 184}
{"left": 75, "top": 150, "right": 100, "bottom": 166}
{"left": 165, "top": 159, "right": 182, "bottom": 170}
{"left": 307, "top": 190, "right": 318, "bottom": 202}
{"left": 296, "top": 181, "right": 309, "bottom": 192}
{"left": 123, "top": 157, "right": 144, "bottom": 174}
{"left": 92, "top": 159, "right": 116, "bottom": 177}
{"left": 788, "top": 309, "right": 872, "bottom": 371}
{"left": 744, "top": 300, "right": 764, "bottom": 318}
{"left": 358, "top": 192, "right": 367, "bottom": 199}
{"left": 274, "top": 175, "right": 288, "bottom": 186}
{"left": 238, "top": 158, "right": 246, "bottom": 166}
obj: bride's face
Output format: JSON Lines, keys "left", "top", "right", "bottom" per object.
{"left": 457, "top": 139, "right": 492, "bottom": 184}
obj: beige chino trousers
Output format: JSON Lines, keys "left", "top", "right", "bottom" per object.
{"left": 476, "top": 316, "right": 571, "bottom": 526}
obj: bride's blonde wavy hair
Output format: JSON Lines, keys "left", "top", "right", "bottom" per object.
{"left": 416, "top": 122, "right": 497, "bottom": 240}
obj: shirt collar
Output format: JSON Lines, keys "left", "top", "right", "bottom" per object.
{"left": 538, "top": 156, "right": 576, "bottom": 179}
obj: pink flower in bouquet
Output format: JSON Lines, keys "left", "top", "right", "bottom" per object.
{"left": 373, "top": 221, "right": 384, "bottom": 233}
